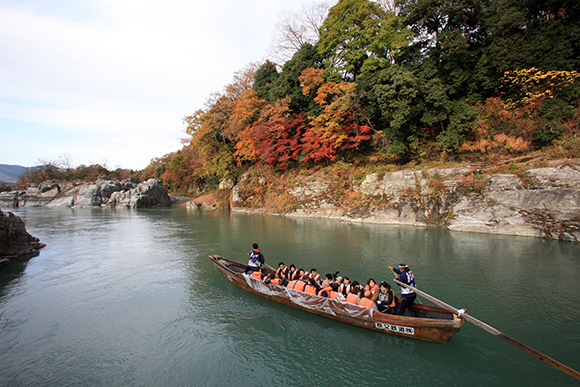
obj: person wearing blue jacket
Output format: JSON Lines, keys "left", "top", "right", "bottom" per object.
{"left": 243, "top": 243, "right": 265, "bottom": 275}
{"left": 388, "top": 263, "right": 416, "bottom": 316}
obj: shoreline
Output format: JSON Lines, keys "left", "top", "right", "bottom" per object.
{"left": 189, "top": 159, "right": 580, "bottom": 243}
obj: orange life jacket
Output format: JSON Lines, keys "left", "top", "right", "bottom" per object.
{"left": 346, "top": 293, "right": 359, "bottom": 304}
{"left": 270, "top": 278, "right": 282, "bottom": 285}
{"left": 329, "top": 291, "right": 339, "bottom": 300}
{"left": 276, "top": 266, "right": 288, "bottom": 278}
{"left": 288, "top": 280, "right": 307, "bottom": 292}
{"left": 318, "top": 286, "right": 333, "bottom": 297}
{"left": 304, "top": 285, "right": 318, "bottom": 295}
{"left": 358, "top": 297, "right": 375, "bottom": 308}
{"left": 366, "top": 284, "right": 379, "bottom": 295}
{"left": 387, "top": 289, "right": 396, "bottom": 308}
{"left": 252, "top": 271, "right": 263, "bottom": 280}
{"left": 311, "top": 273, "right": 321, "bottom": 282}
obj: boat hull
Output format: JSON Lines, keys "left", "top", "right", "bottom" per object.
{"left": 210, "top": 255, "right": 464, "bottom": 343}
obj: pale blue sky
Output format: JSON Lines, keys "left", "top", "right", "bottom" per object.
{"left": 0, "top": 0, "right": 318, "bottom": 170}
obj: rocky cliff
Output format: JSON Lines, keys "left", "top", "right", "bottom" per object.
{"left": 0, "top": 178, "right": 172, "bottom": 209}
{"left": 0, "top": 209, "right": 45, "bottom": 265}
{"left": 230, "top": 160, "right": 580, "bottom": 242}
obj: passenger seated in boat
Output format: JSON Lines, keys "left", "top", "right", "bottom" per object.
{"left": 297, "top": 268, "right": 307, "bottom": 280}
{"left": 324, "top": 273, "right": 334, "bottom": 284}
{"left": 345, "top": 286, "right": 361, "bottom": 304}
{"left": 317, "top": 280, "right": 333, "bottom": 297}
{"left": 336, "top": 277, "right": 350, "bottom": 295}
{"left": 365, "top": 279, "right": 379, "bottom": 302}
{"left": 338, "top": 277, "right": 351, "bottom": 295}
{"left": 251, "top": 268, "right": 264, "bottom": 281}
{"left": 286, "top": 264, "right": 297, "bottom": 281}
{"left": 309, "top": 268, "right": 321, "bottom": 284}
{"left": 263, "top": 271, "right": 273, "bottom": 284}
{"left": 270, "top": 277, "right": 288, "bottom": 286}
{"left": 304, "top": 278, "right": 319, "bottom": 295}
{"left": 270, "top": 268, "right": 288, "bottom": 286}
{"left": 358, "top": 291, "right": 379, "bottom": 311}
{"left": 333, "top": 284, "right": 346, "bottom": 301}
{"left": 349, "top": 281, "right": 360, "bottom": 295}
{"left": 376, "top": 281, "right": 396, "bottom": 314}
{"left": 276, "top": 262, "right": 288, "bottom": 279}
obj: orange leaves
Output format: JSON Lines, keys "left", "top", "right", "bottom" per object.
{"left": 228, "top": 89, "right": 268, "bottom": 140}
{"left": 300, "top": 67, "right": 356, "bottom": 106}
{"left": 299, "top": 67, "right": 325, "bottom": 96}
{"left": 300, "top": 67, "right": 371, "bottom": 162}
{"left": 460, "top": 97, "right": 533, "bottom": 154}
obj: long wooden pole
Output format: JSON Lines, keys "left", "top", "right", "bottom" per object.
{"left": 393, "top": 279, "right": 580, "bottom": 381}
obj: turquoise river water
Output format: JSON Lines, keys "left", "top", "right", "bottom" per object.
{"left": 0, "top": 207, "right": 579, "bottom": 386}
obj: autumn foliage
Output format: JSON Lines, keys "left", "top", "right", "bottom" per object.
{"left": 146, "top": 0, "right": 580, "bottom": 194}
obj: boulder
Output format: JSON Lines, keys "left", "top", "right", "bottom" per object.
{"left": 108, "top": 179, "right": 172, "bottom": 208}
{"left": 0, "top": 179, "right": 172, "bottom": 208}
{"left": 0, "top": 209, "right": 46, "bottom": 264}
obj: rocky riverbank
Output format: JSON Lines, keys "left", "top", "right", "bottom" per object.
{"left": 227, "top": 159, "right": 580, "bottom": 242}
{"left": 0, "top": 209, "right": 45, "bottom": 265}
{"left": 0, "top": 178, "right": 172, "bottom": 209}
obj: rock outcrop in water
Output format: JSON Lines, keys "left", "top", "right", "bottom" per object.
{"left": 230, "top": 160, "right": 580, "bottom": 242}
{"left": 0, "top": 209, "right": 46, "bottom": 265}
{"left": 0, "top": 178, "right": 172, "bottom": 209}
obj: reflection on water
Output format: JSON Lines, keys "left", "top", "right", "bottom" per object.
{"left": 0, "top": 207, "right": 579, "bottom": 386}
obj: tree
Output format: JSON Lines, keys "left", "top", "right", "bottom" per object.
{"left": 254, "top": 99, "right": 307, "bottom": 169}
{"left": 269, "top": 43, "right": 322, "bottom": 114}
{"left": 484, "top": 0, "right": 580, "bottom": 75}
{"left": 253, "top": 61, "right": 279, "bottom": 103}
{"left": 300, "top": 68, "right": 372, "bottom": 162}
{"left": 268, "top": 2, "right": 331, "bottom": 63}
{"left": 317, "top": 0, "right": 412, "bottom": 81}
{"left": 182, "top": 66, "right": 259, "bottom": 183}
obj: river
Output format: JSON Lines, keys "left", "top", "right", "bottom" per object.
{"left": 1, "top": 207, "right": 579, "bottom": 386}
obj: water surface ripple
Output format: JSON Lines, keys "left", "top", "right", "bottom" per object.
{"left": 0, "top": 207, "right": 579, "bottom": 386}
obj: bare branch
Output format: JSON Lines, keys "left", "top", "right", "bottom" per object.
{"left": 267, "top": 1, "right": 334, "bottom": 64}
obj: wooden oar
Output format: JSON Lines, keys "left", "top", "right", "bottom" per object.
{"left": 264, "top": 263, "right": 276, "bottom": 271}
{"left": 393, "top": 278, "right": 580, "bottom": 381}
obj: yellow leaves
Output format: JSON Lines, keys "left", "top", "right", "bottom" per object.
{"left": 500, "top": 67, "right": 580, "bottom": 109}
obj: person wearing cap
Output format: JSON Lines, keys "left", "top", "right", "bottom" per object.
{"left": 388, "top": 264, "right": 416, "bottom": 316}
{"left": 243, "top": 243, "right": 265, "bottom": 275}
{"left": 376, "top": 281, "right": 396, "bottom": 314}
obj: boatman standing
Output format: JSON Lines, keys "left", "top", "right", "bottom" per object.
{"left": 244, "top": 243, "right": 265, "bottom": 275}
{"left": 388, "top": 264, "right": 416, "bottom": 316}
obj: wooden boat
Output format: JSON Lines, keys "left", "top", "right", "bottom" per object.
{"left": 209, "top": 255, "right": 465, "bottom": 343}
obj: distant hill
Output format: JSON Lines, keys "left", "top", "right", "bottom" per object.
{"left": 0, "top": 164, "right": 30, "bottom": 184}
